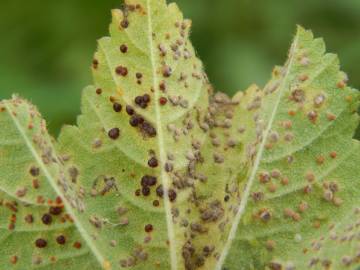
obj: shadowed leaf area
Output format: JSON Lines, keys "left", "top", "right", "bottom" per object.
{"left": 0, "top": 0, "right": 359, "bottom": 269}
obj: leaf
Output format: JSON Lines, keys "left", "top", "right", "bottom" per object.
{"left": 57, "top": 0, "right": 216, "bottom": 269}
{"left": 0, "top": 97, "right": 99, "bottom": 269}
{"left": 215, "top": 27, "right": 360, "bottom": 270}
{"left": 0, "top": 2, "right": 359, "bottom": 270}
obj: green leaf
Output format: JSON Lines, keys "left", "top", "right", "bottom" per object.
{"left": 215, "top": 26, "right": 360, "bottom": 270}
{"left": 58, "top": 0, "right": 214, "bottom": 269}
{"left": 0, "top": 97, "right": 99, "bottom": 269}
{"left": 0, "top": 1, "right": 359, "bottom": 270}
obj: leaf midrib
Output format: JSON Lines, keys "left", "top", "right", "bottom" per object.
{"left": 215, "top": 34, "right": 301, "bottom": 270}
{"left": 145, "top": 1, "right": 178, "bottom": 269}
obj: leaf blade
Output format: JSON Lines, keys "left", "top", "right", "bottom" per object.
{"left": 0, "top": 97, "right": 103, "bottom": 269}
{"left": 219, "top": 26, "right": 360, "bottom": 270}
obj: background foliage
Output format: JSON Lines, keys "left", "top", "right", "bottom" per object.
{"left": 0, "top": 0, "right": 359, "bottom": 136}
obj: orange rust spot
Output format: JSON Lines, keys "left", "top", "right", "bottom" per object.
{"left": 8, "top": 223, "right": 15, "bottom": 230}
{"left": 266, "top": 240, "right": 276, "bottom": 251}
{"left": 73, "top": 242, "right": 82, "bottom": 249}
{"left": 10, "top": 255, "right": 18, "bottom": 264}
{"left": 55, "top": 196, "right": 63, "bottom": 205}
{"left": 298, "top": 74, "right": 309, "bottom": 81}
{"left": 337, "top": 81, "right": 346, "bottom": 89}
{"left": 303, "top": 185, "right": 312, "bottom": 194}
{"left": 305, "top": 172, "right": 315, "bottom": 182}
{"left": 330, "top": 151, "right": 337, "bottom": 159}
{"left": 281, "top": 177, "right": 289, "bottom": 186}
{"left": 292, "top": 212, "right": 301, "bottom": 222}
{"left": 36, "top": 196, "right": 45, "bottom": 204}
{"left": 282, "top": 120, "right": 292, "bottom": 129}
{"left": 316, "top": 155, "right": 325, "bottom": 165}
{"left": 265, "top": 143, "right": 273, "bottom": 150}
{"left": 288, "top": 110, "right": 296, "bottom": 116}
{"left": 32, "top": 179, "right": 40, "bottom": 189}
{"left": 65, "top": 214, "right": 74, "bottom": 223}
{"left": 326, "top": 112, "right": 336, "bottom": 121}
{"left": 298, "top": 201, "right": 309, "bottom": 213}
{"left": 267, "top": 183, "right": 277, "bottom": 193}
{"left": 10, "top": 214, "right": 16, "bottom": 222}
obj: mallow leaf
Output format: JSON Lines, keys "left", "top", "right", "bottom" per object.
{"left": 0, "top": 1, "right": 359, "bottom": 270}
{"left": 215, "top": 27, "right": 360, "bottom": 270}
{"left": 0, "top": 97, "right": 99, "bottom": 269}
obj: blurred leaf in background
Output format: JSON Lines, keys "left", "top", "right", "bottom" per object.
{"left": 0, "top": 0, "right": 359, "bottom": 137}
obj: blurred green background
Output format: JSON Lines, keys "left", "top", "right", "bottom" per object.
{"left": 0, "top": 0, "right": 359, "bottom": 136}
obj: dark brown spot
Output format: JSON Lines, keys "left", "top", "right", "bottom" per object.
{"left": 73, "top": 242, "right": 82, "bottom": 249}
{"left": 159, "top": 81, "right": 166, "bottom": 91}
{"left": 141, "top": 175, "right": 157, "bottom": 187}
{"left": 120, "top": 44, "right": 128, "bottom": 53}
{"left": 159, "top": 97, "right": 168, "bottom": 105}
{"left": 116, "top": 66, "right": 128, "bottom": 77}
{"left": 135, "top": 96, "right": 145, "bottom": 106}
{"left": 35, "top": 238, "right": 47, "bottom": 248}
{"left": 126, "top": 105, "right": 135, "bottom": 116}
{"left": 162, "top": 65, "right": 172, "bottom": 77}
{"left": 156, "top": 185, "right": 164, "bottom": 197}
{"left": 153, "top": 200, "right": 160, "bottom": 207}
{"left": 49, "top": 206, "right": 63, "bottom": 216}
{"left": 136, "top": 73, "right": 143, "bottom": 79}
{"left": 168, "top": 189, "right": 177, "bottom": 202}
{"left": 135, "top": 94, "right": 151, "bottom": 109}
{"left": 144, "top": 224, "right": 153, "bottom": 233}
{"left": 56, "top": 235, "right": 66, "bottom": 245}
{"left": 142, "top": 186, "right": 151, "bottom": 196}
{"left": 140, "top": 122, "right": 157, "bottom": 137}
{"left": 130, "top": 115, "right": 144, "bottom": 127}
{"left": 148, "top": 157, "right": 158, "bottom": 168}
{"left": 96, "top": 88, "right": 102, "bottom": 95}
{"left": 120, "top": 19, "right": 129, "bottom": 29}
{"left": 108, "top": 128, "right": 120, "bottom": 140}
{"left": 41, "top": 214, "right": 52, "bottom": 225}
{"left": 25, "top": 214, "right": 34, "bottom": 224}
{"left": 113, "top": 103, "right": 122, "bottom": 112}
{"left": 143, "top": 94, "right": 150, "bottom": 103}
{"left": 29, "top": 166, "right": 40, "bottom": 177}
{"left": 92, "top": 59, "right": 99, "bottom": 69}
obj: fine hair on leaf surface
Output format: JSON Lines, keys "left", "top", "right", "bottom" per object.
{"left": 0, "top": 1, "right": 359, "bottom": 270}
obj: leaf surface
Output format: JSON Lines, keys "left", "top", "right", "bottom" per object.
{"left": 216, "top": 27, "right": 360, "bottom": 270}
{"left": 0, "top": 2, "right": 359, "bottom": 270}
{"left": 58, "top": 0, "right": 214, "bottom": 269}
{"left": 0, "top": 98, "right": 100, "bottom": 269}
